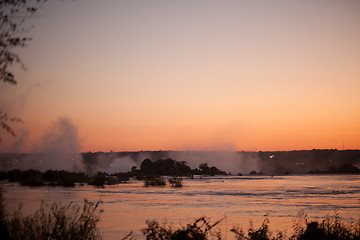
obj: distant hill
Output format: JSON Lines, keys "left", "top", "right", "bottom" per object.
{"left": 309, "top": 163, "right": 360, "bottom": 174}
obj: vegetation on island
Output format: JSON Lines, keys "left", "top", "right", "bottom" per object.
{"left": 0, "top": 158, "right": 227, "bottom": 187}
{"left": 168, "top": 177, "right": 183, "bottom": 188}
{"left": 128, "top": 158, "right": 225, "bottom": 187}
{"left": 0, "top": 168, "right": 131, "bottom": 188}
{"left": 143, "top": 177, "right": 166, "bottom": 187}
{"left": 1, "top": 156, "right": 360, "bottom": 189}
{"left": 134, "top": 158, "right": 226, "bottom": 178}
{"left": 1, "top": 159, "right": 359, "bottom": 189}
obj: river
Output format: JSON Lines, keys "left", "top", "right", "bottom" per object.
{"left": 2, "top": 175, "right": 360, "bottom": 239}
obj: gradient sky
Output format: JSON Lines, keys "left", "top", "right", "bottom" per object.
{"left": 1, "top": 0, "right": 360, "bottom": 152}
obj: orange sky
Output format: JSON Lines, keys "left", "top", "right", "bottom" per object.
{"left": 1, "top": 0, "right": 359, "bottom": 152}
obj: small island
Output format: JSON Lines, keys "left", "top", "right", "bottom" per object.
{"left": 0, "top": 158, "right": 227, "bottom": 187}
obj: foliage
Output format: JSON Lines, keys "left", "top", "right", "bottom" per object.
{"left": 89, "top": 172, "right": 108, "bottom": 188}
{"left": 88, "top": 171, "right": 130, "bottom": 187}
{"left": 0, "top": 171, "right": 6, "bottom": 180}
{"left": 6, "top": 169, "right": 22, "bottom": 182}
{"left": 194, "top": 163, "right": 227, "bottom": 176}
{"left": 144, "top": 177, "right": 166, "bottom": 187}
{"left": 114, "top": 172, "right": 130, "bottom": 183}
{"left": 6, "top": 169, "right": 86, "bottom": 187}
{"left": 137, "top": 158, "right": 227, "bottom": 177}
{"left": 140, "top": 158, "right": 192, "bottom": 176}
{"left": 168, "top": 177, "right": 183, "bottom": 188}
{"left": 0, "top": 188, "right": 103, "bottom": 240}
{"left": 291, "top": 213, "right": 360, "bottom": 240}
{"left": 0, "top": 188, "right": 10, "bottom": 239}
{"left": 44, "top": 170, "right": 90, "bottom": 187}
{"left": 231, "top": 218, "right": 285, "bottom": 240}
{"left": 0, "top": 0, "right": 48, "bottom": 84}
{"left": 19, "top": 169, "right": 44, "bottom": 186}
{"left": 141, "top": 217, "right": 223, "bottom": 240}
{"left": 231, "top": 214, "right": 360, "bottom": 240}
{"left": 1, "top": 169, "right": 130, "bottom": 187}
{"left": 0, "top": 112, "right": 22, "bottom": 143}
{"left": 0, "top": 0, "right": 48, "bottom": 141}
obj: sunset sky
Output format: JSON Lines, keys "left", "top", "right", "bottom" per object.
{"left": 1, "top": 0, "right": 360, "bottom": 152}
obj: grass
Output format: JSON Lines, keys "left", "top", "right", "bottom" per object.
{"left": 142, "top": 214, "right": 360, "bottom": 240}
{"left": 141, "top": 217, "right": 223, "bottom": 240}
{"left": 231, "top": 218, "right": 286, "bottom": 240}
{"left": 290, "top": 212, "right": 360, "bottom": 240}
{"left": 0, "top": 188, "right": 103, "bottom": 240}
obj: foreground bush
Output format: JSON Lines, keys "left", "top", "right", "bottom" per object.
{"left": 143, "top": 215, "right": 360, "bottom": 240}
{"left": 292, "top": 213, "right": 360, "bottom": 240}
{"left": 141, "top": 217, "right": 223, "bottom": 240}
{"left": 0, "top": 188, "right": 103, "bottom": 240}
{"left": 231, "top": 218, "right": 286, "bottom": 240}
{"left": 231, "top": 214, "right": 360, "bottom": 240}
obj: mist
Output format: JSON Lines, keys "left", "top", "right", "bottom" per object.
{"left": 79, "top": 149, "right": 360, "bottom": 176}
{"left": 168, "top": 151, "right": 261, "bottom": 175}
{"left": 36, "top": 117, "right": 83, "bottom": 172}
{"left": 80, "top": 150, "right": 262, "bottom": 175}
{"left": 2, "top": 120, "right": 359, "bottom": 175}
{"left": 1, "top": 117, "right": 84, "bottom": 172}
{"left": 83, "top": 152, "right": 138, "bottom": 175}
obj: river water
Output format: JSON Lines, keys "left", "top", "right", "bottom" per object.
{"left": 2, "top": 175, "right": 360, "bottom": 239}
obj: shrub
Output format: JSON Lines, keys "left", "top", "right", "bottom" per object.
{"left": 114, "top": 172, "right": 130, "bottom": 183}
{"left": 291, "top": 213, "right": 360, "bottom": 240}
{"left": 89, "top": 172, "right": 108, "bottom": 188}
{"left": 20, "top": 169, "right": 44, "bottom": 186}
{"left": 231, "top": 214, "right": 360, "bottom": 240}
{"left": 43, "top": 170, "right": 86, "bottom": 187}
{"left": 0, "top": 188, "right": 103, "bottom": 240}
{"left": 7, "top": 169, "right": 22, "bottom": 182}
{"left": 0, "top": 171, "right": 7, "bottom": 181}
{"left": 144, "top": 177, "right": 166, "bottom": 187}
{"left": 141, "top": 217, "right": 223, "bottom": 240}
{"left": 168, "top": 177, "right": 183, "bottom": 188}
{"left": 231, "top": 218, "right": 285, "bottom": 240}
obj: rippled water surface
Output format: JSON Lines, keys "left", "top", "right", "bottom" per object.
{"left": 2, "top": 175, "right": 360, "bottom": 239}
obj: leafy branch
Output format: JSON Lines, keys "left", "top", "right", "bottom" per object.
{"left": 0, "top": 0, "right": 47, "bottom": 142}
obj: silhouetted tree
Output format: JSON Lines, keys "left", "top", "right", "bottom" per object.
{"left": 140, "top": 158, "right": 153, "bottom": 173}
{"left": 199, "top": 163, "right": 210, "bottom": 172}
